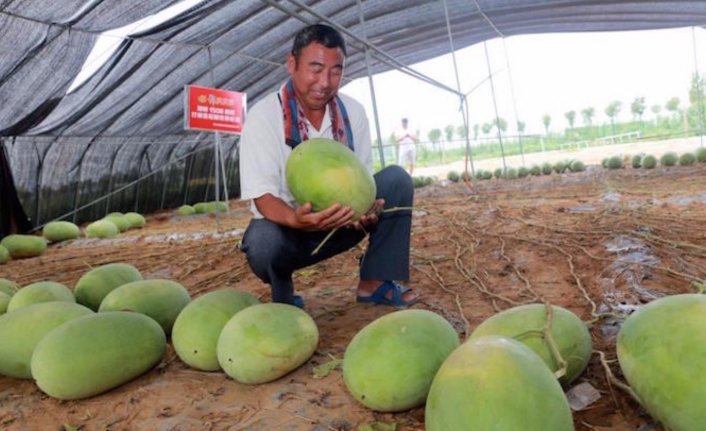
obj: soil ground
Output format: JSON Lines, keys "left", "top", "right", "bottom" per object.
{"left": 2, "top": 146, "right": 706, "bottom": 431}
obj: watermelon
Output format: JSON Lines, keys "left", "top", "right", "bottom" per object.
{"left": 425, "top": 335, "right": 575, "bottom": 430}
{"left": 31, "top": 311, "right": 166, "bottom": 400}
{"left": 0, "top": 302, "right": 93, "bottom": 378}
{"left": 468, "top": 303, "right": 592, "bottom": 385}
{"left": 0, "top": 245, "right": 9, "bottom": 263}
{"left": 617, "top": 294, "right": 706, "bottom": 430}
{"left": 74, "top": 263, "right": 143, "bottom": 311}
{"left": 85, "top": 220, "right": 119, "bottom": 239}
{"left": 103, "top": 213, "right": 130, "bottom": 232}
{"left": 172, "top": 288, "right": 260, "bottom": 371}
{"left": 0, "top": 292, "right": 10, "bottom": 314}
{"left": 343, "top": 309, "right": 459, "bottom": 412}
{"left": 98, "top": 279, "right": 191, "bottom": 334}
{"left": 0, "top": 278, "right": 19, "bottom": 296}
{"left": 0, "top": 234, "right": 47, "bottom": 258}
{"left": 42, "top": 221, "right": 80, "bottom": 242}
{"left": 124, "top": 212, "right": 146, "bottom": 228}
{"left": 217, "top": 303, "right": 318, "bottom": 384}
{"left": 7, "top": 281, "right": 75, "bottom": 312}
{"left": 286, "top": 138, "right": 376, "bottom": 220}
{"left": 176, "top": 205, "right": 196, "bottom": 216}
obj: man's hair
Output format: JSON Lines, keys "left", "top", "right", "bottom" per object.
{"left": 291, "top": 24, "right": 347, "bottom": 59}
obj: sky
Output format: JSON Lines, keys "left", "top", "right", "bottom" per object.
{"left": 340, "top": 26, "right": 706, "bottom": 141}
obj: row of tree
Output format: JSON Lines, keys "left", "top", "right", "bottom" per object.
{"left": 392, "top": 72, "right": 706, "bottom": 146}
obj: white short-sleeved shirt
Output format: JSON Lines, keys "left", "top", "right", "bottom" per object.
{"left": 239, "top": 90, "right": 373, "bottom": 219}
{"left": 395, "top": 126, "right": 416, "bottom": 146}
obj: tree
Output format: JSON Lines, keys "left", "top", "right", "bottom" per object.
{"left": 517, "top": 121, "right": 526, "bottom": 134}
{"left": 665, "top": 96, "right": 681, "bottom": 119}
{"left": 493, "top": 117, "right": 507, "bottom": 133}
{"left": 456, "top": 125, "right": 468, "bottom": 140}
{"left": 631, "top": 97, "right": 646, "bottom": 129}
{"left": 604, "top": 100, "right": 622, "bottom": 135}
{"left": 427, "top": 128, "right": 442, "bottom": 151}
{"left": 581, "top": 107, "right": 595, "bottom": 126}
{"left": 472, "top": 124, "right": 479, "bottom": 141}
{"left": 564, "top": 110, "right": 576, "bottom": 134}
{"left": 651, "top": 104, "right": 662, "bottom": 118}
{"left": 444, "top": 124, "right": 455, "bottom": 144}
{"left": 481, "top": 122, "right": 493, "bottom": 137}
{"left": 542, "top": 114, "right": 551, "bottom": 136}
{"left": 688, "top": 72, "right": 706, "bottom": 131}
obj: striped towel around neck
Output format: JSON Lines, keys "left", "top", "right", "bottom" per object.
{"left": 278, "top": 79, "right": 354, "bottom": 150}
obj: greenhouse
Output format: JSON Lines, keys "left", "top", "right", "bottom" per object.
{"left": 1, "top": 1, "right": 706, "bottom": 430}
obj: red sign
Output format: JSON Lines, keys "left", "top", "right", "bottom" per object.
{"left": 184, "top": 85, "right": 246, "bottom": 134}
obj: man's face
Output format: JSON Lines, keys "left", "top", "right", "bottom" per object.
{"left": 287, "top": 42, "right": 345, "bottom": 112}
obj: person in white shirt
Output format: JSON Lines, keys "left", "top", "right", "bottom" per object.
{"left": 238, "top": 24, "right": 418, "bottom": 309}
{"left": 395, "top": 118, "right": 417, "bottom": 175}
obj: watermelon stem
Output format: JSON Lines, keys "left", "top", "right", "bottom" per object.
{"left": 310, "top": 206, "right": 415, "bottom": 256}
{"left": 595, "top": 350, "right": 642, "bottom": 404}
{"left": 311, "top": 228, "right": 339, "bottom": 256}
{"left": 511, "top": 303, "right": 569, "bottom": 380}
{"left": 542, "top": 302, "right": 568, "bottom": 380}
{"left": 381, "top": 206, "right": 414, "bottom": 214}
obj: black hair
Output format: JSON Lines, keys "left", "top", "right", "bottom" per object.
{"left": 291, "top": 24, "right": 347, "bottom": 58}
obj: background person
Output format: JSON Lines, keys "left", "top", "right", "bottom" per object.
{"left": 238, "top": 24, "right": 419, "bottom": 309}
{"left": 395, "top": 118, "right": 418, "bottom": 175}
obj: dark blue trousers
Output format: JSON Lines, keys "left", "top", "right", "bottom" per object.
{"left": 240, "top": 165, "right": 413, "bottom": 305}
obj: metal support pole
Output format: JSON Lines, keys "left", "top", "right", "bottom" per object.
{"left": 483, "top": 41, "right": 507, "bottom": 171}
{"left": 442, "top": 0, "right": 474, "bottom": 176}
{"left": 356, "top": 0, "right": 385, "bottom": 167}
{"left": 692, "top": 27, "right": 704, "bottom": 147}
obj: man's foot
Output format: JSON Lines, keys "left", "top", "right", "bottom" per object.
{"left": 356, "top": 280, "right": 419, "bottom": 307}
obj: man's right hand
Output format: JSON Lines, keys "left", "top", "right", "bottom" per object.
{"left": 254, "top": 194, "right": 356, "bottom": 231}
{"left": 293, "top": 202, "right": 355, "bottom": 231}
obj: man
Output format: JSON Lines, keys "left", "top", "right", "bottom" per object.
{"left": 395, "top": 118, "right": 417, "bottom": 175}
{"left": 238, "top": 24, "right": 418, "bottom": 309}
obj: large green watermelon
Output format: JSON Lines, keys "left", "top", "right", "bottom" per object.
{"left": 0, "top": 245, "right": 9, "bottom": 264}
{"left": 31, "top": 311, "right": 166, "bottom": 400}
{"left": 0, "top": 302, "right": 93, "bottom": 378}
{"left": 0, "top": 278, "right": 19, "bottom": 296}
{"left": 217, "top": 303, "right": 318, "bottom": 384}
{"left": 425, "top": 335, "right": 575, "bottom": 430}
{"left": 74, "top": 262, "right": 143, "bottom": 311}
{"left": 343, "top": 309, "right": 459, "bottom": 412}
{"left": 617, "top": 294, "right": 706, "bottom": 430}
{"left": 98, "top": 279, "right": 191, "bottom": 334}
{"left": 0, "top": 234, "right": 47, "bottom": 258}
{"left": 172, "top": 288, "right": 260, "bottom": 371}
{"left": 468, "top": 303, "right": 592, "bottom": 385}
{"left": 42, "top": 221, "right": 80, "bottom": 243}
{"left": 8, "top": 281, "right": 75, "bottom": 312}
{"left": 286, "top": 138, "right": 376, "bottom": 220}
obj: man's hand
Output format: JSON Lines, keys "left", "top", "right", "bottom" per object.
{"left": 294, "top": 202, "right": 355, "bottom": 231}
{"left": 351, "top": 198, "right": 385, "bottom": 230}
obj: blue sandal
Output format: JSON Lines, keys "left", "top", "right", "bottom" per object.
{"left": 356, "top": 281, "right": 419, "bottom": 307}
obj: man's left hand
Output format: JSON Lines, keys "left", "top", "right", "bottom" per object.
{"left": 351, "top": 198, "right": 385, "bottom": 230}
